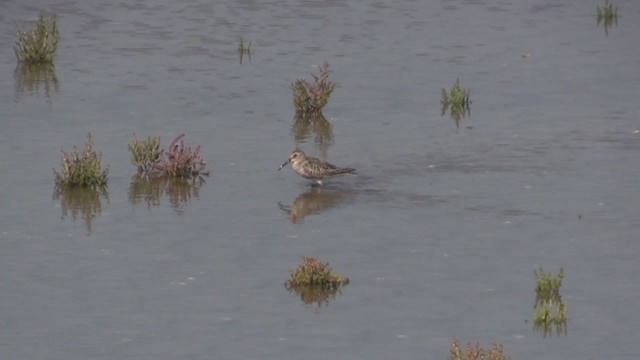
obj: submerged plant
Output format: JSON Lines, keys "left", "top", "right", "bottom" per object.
{"left": 285, "top": 257, "right": 349, "bottom": 289}
{"left": 128, "top": 134, "right": 162, "bottom": 174}
{"left": 14, "top": 11, "right": 61, "bottom": 64}
{"left": 449, "top": 338, "right": 511, "bottom": 360}
{"left": 53, "top": 133, "right": 109, "bottom": 189}
{"left": 291, "top": 62, "right": 336, "bottom": 115}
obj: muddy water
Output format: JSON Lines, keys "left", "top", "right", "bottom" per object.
{"left": 1, "top": 0, "right": 639, "bottom": 359}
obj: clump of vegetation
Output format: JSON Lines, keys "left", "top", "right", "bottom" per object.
{"left": 533, "top": 267, "right": 568, "bottom": 337}
{"left": 53, "top": 133, "right": 109, "bottom": 189}
{"left": 128, "top": 135, "right": 161, "bottom": 174}
{"left": 128, "top": 133, "right": 209, "bottom": 179}
{"left": 291, "top": 62, "right": 336, "bottom": 115}
{"left": 14, "top": 11, "right": 61, "bottom": 64}
{"left": 238, "top": 37, "right": 251, "bottom": 64}
{"left": 285, "top": 257, "right": 349, "bottom": 289}
{"left": 449, "top": 338, "right": 511, "bottom": 360}
{"left": 284, "top": 257, "right": 349, "bottom": 307}
{"left": 597, "top": 1, "right": 618, "bottom": 36}
{"left": 535, "top": 267, "right": 564, "bottom": 302}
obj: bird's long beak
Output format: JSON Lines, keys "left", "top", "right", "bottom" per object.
{"left": 278, "top": 158, "right": 291, "bottom": 171}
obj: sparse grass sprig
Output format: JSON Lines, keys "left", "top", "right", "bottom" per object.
{"left": 53, "top": 132, "right": 109, "bottom": 189}
{"left": 128, "top": 134, "right": 161, "bottom": 174}
{"left": 14, "top": 11, "right": 61, "bottom": 64}
{"left": 285, "top": 257, "right": 349, "bottom": 289}
{"left": 449, "top": 338, "right": 511, "bottom": 360}
{"left": 238, "top": 37, "right": 251, "bottom": 64}
{"left": 291, "top": 62, "right": 336, "bottom": 115}
{"left": 441, "top": 78, "right": 471, "bottom": 109}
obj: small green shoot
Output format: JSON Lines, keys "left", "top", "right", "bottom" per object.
{"left": 53, "top": 132, "right": 109, "bottom": 189}
{"left": 14, "top": 11, "right": 61, "bottom": 64}
{"left": 533, "top": 267, "right": 568, "bottom": 337}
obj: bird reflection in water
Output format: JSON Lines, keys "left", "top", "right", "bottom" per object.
{"left": 279, "top": 186, "right": 355, "bottom": 224}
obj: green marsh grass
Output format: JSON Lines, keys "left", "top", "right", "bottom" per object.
{"left": 14, "top": 11, "right": 61, "bottom": 64}
{"left": 53, "top": 133, "right": 109, "bottom": 189}
{"left": 291, "top": 62, "right": 336, "bottom": 115}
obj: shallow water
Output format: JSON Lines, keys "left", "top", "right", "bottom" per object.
{"left": 1, "top": 0, "right": 640, "bottom": 359}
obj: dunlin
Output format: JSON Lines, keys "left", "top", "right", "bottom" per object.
{"left": 278, "top": 150, "right": 356, "bottom": 185}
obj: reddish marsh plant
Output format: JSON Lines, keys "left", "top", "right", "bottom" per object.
{"left": 129, "top": 133, "right": 209, "bottom": 179}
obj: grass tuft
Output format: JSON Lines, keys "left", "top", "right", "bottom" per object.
{"left": 14, "top": 11, "right": 61, "bottom": 64}
{"left": 449, "top": 338, "right": 511, "bottom": 360}
{"left": 291, "top": 62, "right": 336, "bottom": 115}
{"left": 441, "top": 78, "right": 471, "bottom": 109}
{"left": 129, "top": 134, "right": 162, "bottom": 174}
{"left": 53, "top": 132, "right": 109, "bottom": 189}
